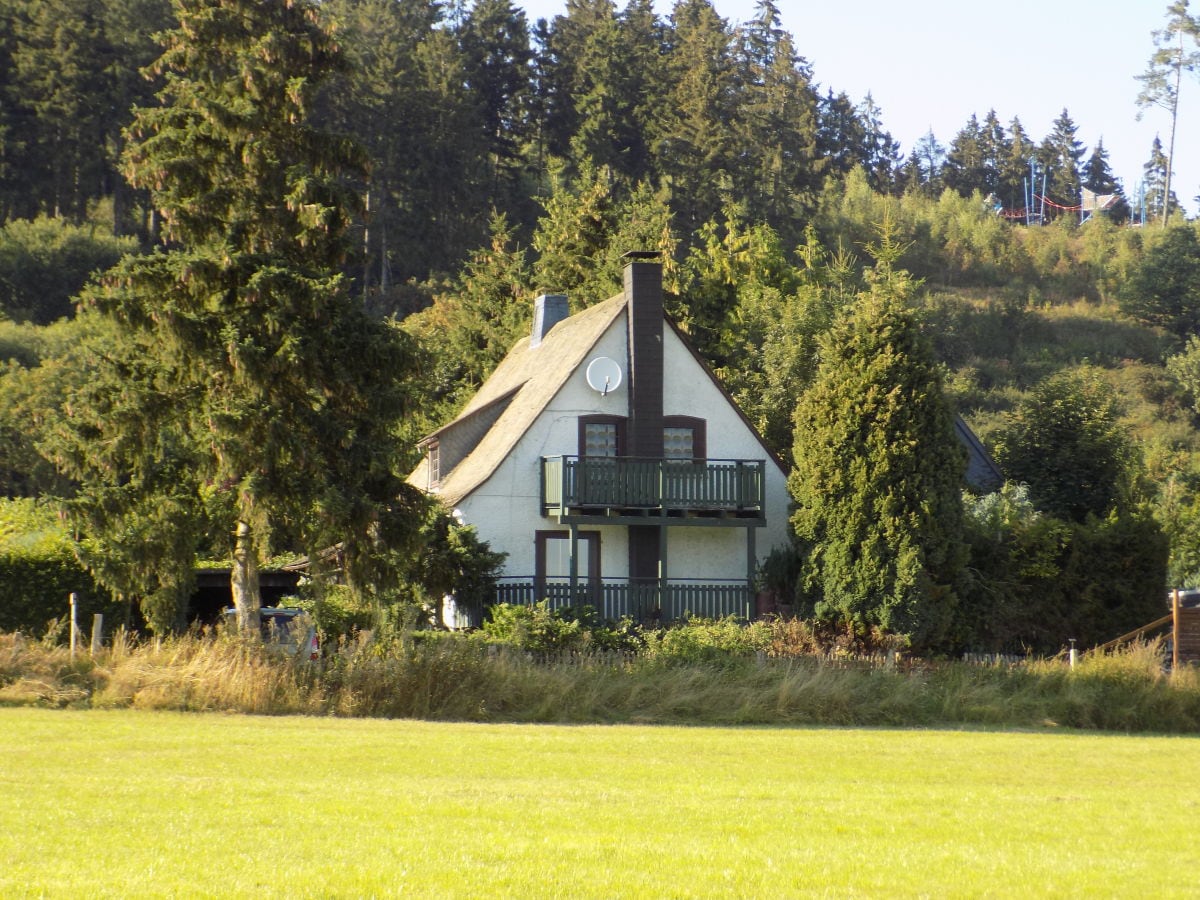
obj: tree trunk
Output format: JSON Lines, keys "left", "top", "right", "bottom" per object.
{"left": 231, "top": 520, "right": 261, "bottom": 636}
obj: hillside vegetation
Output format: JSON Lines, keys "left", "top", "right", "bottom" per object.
{"left": 2, "top": 0, "right": 1199, "bottom": 655}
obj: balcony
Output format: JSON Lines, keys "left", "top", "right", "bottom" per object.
{"left": 542, "top": 455, "right": 765, "bottom": 522}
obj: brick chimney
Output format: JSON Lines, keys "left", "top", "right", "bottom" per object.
{"left": 622, "top": 251, "right": 664, "bottom": 588}
{"left": 623, "top": 251, "right": 663, "bottom": 458}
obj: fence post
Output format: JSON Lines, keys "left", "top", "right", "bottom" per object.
{"left": 1068, "top": 638, "right": 1077, "bottom": 669}
{"left": 1173, "top": 589, "right": 1180, "bottom": 672}
{"left": 91, "top": 613, "right": 104, "bottom": 657}
{"left": 69, "top": 592, "right": 78, "bottom": 661}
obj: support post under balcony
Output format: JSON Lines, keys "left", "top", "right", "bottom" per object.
{"left": 568, "top": 523, "right": 579, "bottom": 597}
{"left": 746, "top": 525, "right": 756, "bottom": 619}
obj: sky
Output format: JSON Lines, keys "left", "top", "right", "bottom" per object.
{"left": 517, "top": 0, "right": 1198, "bottom": 215}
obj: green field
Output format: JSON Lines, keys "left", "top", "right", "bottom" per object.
{"left": 3, "top": 709, "right": 1198, "bottom": 898}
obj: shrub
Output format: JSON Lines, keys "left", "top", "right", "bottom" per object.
{"left": 0, "top": 498, "right": 123, "bottom": 634}
{"left": 481, "top": 602, "right": 588, "bottom": 653}
{"left": 642, "top": 617, "right": 771, "bottom": 666}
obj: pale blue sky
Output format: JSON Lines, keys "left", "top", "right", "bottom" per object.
{"left": 520, "top": 0, "right": 1199, "bottom": 215}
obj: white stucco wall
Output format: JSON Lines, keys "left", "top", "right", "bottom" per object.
{"left": 455, "top": 316, "right": 630, "bottom": 577}
{"left": 457, "top": 311, "right": 791, "bottom": 582}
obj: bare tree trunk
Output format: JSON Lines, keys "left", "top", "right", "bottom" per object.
{"left": 1164, "top": 30, "right": 1183, "bottom": 225}
{"left": 231, "top": 520, "right": 261, "bottom": 636}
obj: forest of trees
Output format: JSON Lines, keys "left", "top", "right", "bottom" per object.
{"left": 2, "top": 0, "right": 1199, "bottom": 653}
{"left": 1, "top": 0, "right": 1182, "bottom": 298}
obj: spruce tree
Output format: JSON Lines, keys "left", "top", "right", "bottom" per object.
{"left": 732, "top": 2, "right": 821, "bottom": 234}
{"left": 943, "top": 114, "right": 987, "bottom": 198}
{"left": 1142, "top": 134, "right": 1181, "bottom": 219}
{"left": 60, "top": 0, "right": 422, "bottom": 633}
{"left": 789, "top": 236, "right": 965, "bottom": 647}
{"left": 1037, "top": 108, "right": 1086, "bottom": 214}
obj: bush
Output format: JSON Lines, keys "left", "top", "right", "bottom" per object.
{"left": 642, "top": 617, "right": 771, "bottom": 666}
{"left": 481, "top": 602, "right": 588, "bottom": 653}
{"left": 0, "top": 216, "right": 137, "bottom": 324}
{"left": 0, "top": 498, "right": 123, "bottom": 634}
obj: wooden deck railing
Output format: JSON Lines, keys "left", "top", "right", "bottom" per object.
{"left": 492, "top": 577, "right": 753, "bottom": 622}
{"left": 543, "top": 456, "right": 765, "bottom": 513}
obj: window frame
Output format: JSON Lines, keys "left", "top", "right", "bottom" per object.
{"left": 578, "top": 414, "right": 627, "bottom": 458}
{"left": 662, "top": 415, "right": 706, "bottom": 460}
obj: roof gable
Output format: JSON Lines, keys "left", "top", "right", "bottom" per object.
{"left": 410, "top": 293, "right": 627, "bottom": 505}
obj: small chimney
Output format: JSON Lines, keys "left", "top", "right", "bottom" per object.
{"left": 530, "top": 293, "right": 569, "bottom": 348}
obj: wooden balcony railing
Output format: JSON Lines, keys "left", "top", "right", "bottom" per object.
{"left": 492, "top": 577, "right": 753, "bottom": 623}
{"left": 543, "top": 456, "right": 765, "bottom": 515}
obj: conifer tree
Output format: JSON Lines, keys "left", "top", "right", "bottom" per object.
{"left": 789, "top": 233, "right": 965, "bottom": 647}
{"left": 977, "top": 110, "right": 1010, "bottom": 199}
{"left": 657, "top": 0, "right": 737, "bottom": 233}
{"left": 1142, "top": 134, "right": 1181, "bottom": 219}
{"left": 856, "top": 93, "right": 901, "bottom": 193}
{"left": 58, "top": 0, "right": 423, "bottom": 633}
{"left": 943, "top": 114, "right": 987, "bottom": 198}
{"left": 1037, "top": 108, "right": 1085, "bottom": 214}
{"left": 1136, "top": 1, "right": 1200, "bottom": 225}
{"left": 816, "top": 90, "right": 867, "bottom": 181}
{"left": 910, "top": 129, "right": 946, "bottom": 197}
{"left": 733, "top": 1, "right": 821, "bottom": 234}
{"left": 998, "top": 116, "right": 1036, "bottom": 212}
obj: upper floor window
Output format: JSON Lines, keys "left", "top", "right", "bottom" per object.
{"left": 580, "top": 415, "right": 625, "bottom": 457}
{"left": 663, "top": 416, "right": 706, "bottom": 460}
{"left": 576, "top": 414, "right": 705, "bottom": 459}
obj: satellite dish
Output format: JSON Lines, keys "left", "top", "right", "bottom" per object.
{"left": 585, "top": 357, "right": 623, "bottom": 396}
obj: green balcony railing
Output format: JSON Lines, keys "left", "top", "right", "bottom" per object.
{"left": 493, "top": 577, "right": 753, "bottom": 623}
{"left": 543, "top": 456, "right": 765, "bottom": 513}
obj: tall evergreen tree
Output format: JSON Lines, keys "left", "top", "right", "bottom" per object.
{"left": 1082, "top": 138, "right": 1130, "bottom": 222}
{"left": 816, "top": 90, "right": 867, "bottom": 180}
{"left": 789, "top": 234, "right": 965, "bottom": 647}
{"left": 60, "top": 0, "right": 423, "bottom": 633}
{"left": 1136, "top": 1, "right": 1200, "bottom": 225}
{"left": 943, "top": 114, "right": 988, "bottom": 198}
{"left": 1037, "top": 108, "right": 1086, "bottom": 214}
{"left": 1142, "top": 134, "right": 1181, "bottom": 220}
{"left": 998, "top": 116, "right": 1036, "bottom": 212}
{"left": 731, "top": 0, "right": 821, "bottom": 237}
{"left": 657, "top": 0, "right": 737, "bottom": 233}
{"left": 976, "top": 109, "right": 1010, "bottom": 200}
{"left": 909, "top": 129, "right": 945, "bottom": 197}
{"left": 856, "top": 93, "right": 901, "bottom": 193}
{"left": 460, "top": 0, "right": 535, "bottom": 200}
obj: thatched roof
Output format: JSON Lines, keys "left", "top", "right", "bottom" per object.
{"left": 408, "top": 292, "right": 627, "bottom": 506}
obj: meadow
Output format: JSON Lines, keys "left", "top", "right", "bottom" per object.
{"left": 3, "top": 708, "right": 1199, "bottom": 898}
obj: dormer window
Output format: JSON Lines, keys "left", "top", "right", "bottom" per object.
{"left": 428, "top": 441, "right": 441, "bottom": 487}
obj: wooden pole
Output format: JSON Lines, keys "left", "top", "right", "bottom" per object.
{"left": 69, "top": 592, "right": 79, "bottom": 660}
{"left": 1173, "top": 589, "right": 1181, "bottom": 672}
{"left": 91, "top": 613, "right": 103, "bottom": 658}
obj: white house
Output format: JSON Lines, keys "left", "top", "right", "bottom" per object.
{"left": 408, "top": 252, "right": 792, "bottom": 625}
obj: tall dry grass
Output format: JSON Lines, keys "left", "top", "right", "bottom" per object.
{"left": 2, "top": 630, "right": 1198, "bottom": 732}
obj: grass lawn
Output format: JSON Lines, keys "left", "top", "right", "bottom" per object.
{"left": 2, "top": 709, "right": 1198, "bottom": 898}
